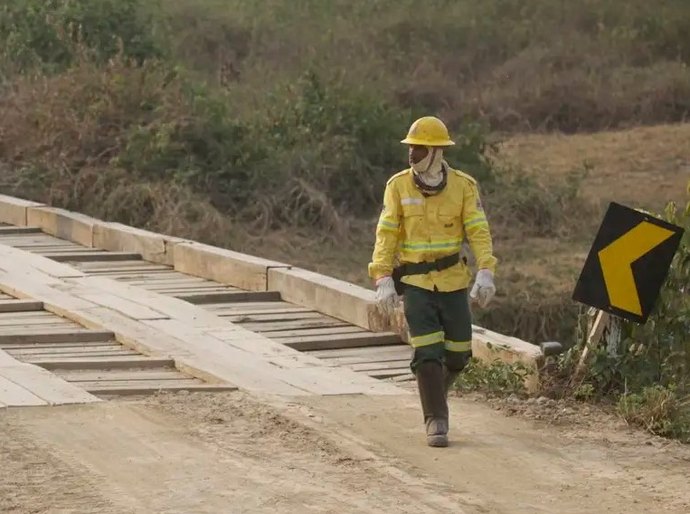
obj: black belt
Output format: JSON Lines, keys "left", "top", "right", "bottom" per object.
{"left": 391, "top": 252, "right": 463, "bottom": 295}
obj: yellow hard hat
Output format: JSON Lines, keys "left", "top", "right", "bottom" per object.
{"left": 401, "top": 116, "right": 455, "bottom": 147}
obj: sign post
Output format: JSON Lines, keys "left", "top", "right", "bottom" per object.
{"left": 571, "top": 202, "right": 684, "bottom": 379}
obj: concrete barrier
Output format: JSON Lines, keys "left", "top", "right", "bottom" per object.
{"left": 93, "top": 222, "right": 188, "bottom": 265}
{"left": 27, "top": 206, "right": 99, "bottom": 246}
{"left": 0, "top": 195, "right": 44, "bottom": 226}
{"left": 174, "top": 242, "right": 291, "bottom": 291}
{"left": 267, "top": 267, "right": 390, "bottom": 332}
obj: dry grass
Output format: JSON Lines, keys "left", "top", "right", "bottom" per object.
{"left": 495, "top": 123, "right": 690, "bottom": 210}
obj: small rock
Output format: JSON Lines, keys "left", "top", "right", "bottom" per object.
{"left": 526, "top": 397, "right": 536, "bottom": 405}
{"left": 507, "top": 393, "right": 520, "bottom": 403}
{"left": 536, "top": 396, "right": 549, "bottom": 405}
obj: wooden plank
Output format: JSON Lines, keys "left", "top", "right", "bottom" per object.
{"left": 320, "top": 353, "right": 412, "bottom": 366}
{"left": 0, "top": 238, "right": 73, "bottom": 246}
{"left": 8, "top": 348, "right": 136, "bottom": 358}
{"left": 0, "top": 365, "right": 100, "bottom": 404}
{"left": 0, "top": 330, "right": 114, "bottom": 344}
{"left": 174, "top": 291, "right": 282, "bottom": 304}
{"left": 367, "top": 368, "right": 412, "bottom": 379}
{"left": 173, "top": 241, "right": 290, "bottom": 291}
{"left": 72, "top": 262, "right": 167, "bottom": 270}
{"left": 239, "top": 318, "right": 349, "bottom": 332}
{"left": 144, "top": 287, "right": 233, "bottom": 294}
{"left": 0, "top": 243, "right": 85, "bottom": 279}
{"left": 0, "top": 195, "right": 44, "bottom": 226}
{"left": 0, "top": 318, "right": 76, "bottom": 327}
{"left": 77, "top": 292, "right": 167, "bottom": 321}
{"left": 0, "top": 311, "right": 60, "bottom": 320}
{"left": 0, "top": 342, "right": 122, "bottom": 351}
{"left": 307, "top": 344, "right": 409, "bottom": 359}
{"left": 56, "top": 369, "right": 187, "bottom": 382}
{"left": 0, "top": 326, "right": 95, "bottom": 335}
{"left": 204, "top": 300, "right": 292, "bottom": 308}
{"left": 0, "top": 227, "right": 42, "bottom": 235}
{"left": 80, "top": 268, "right": 172, "bottom": 276}
{"left": 262, "top": 326, "right": 367, "bottom": 338}
{"left": 0, "top": 299, "right": 44, "bottom": 312}
{"left": 85, "top": 383, "right": 237, "bottom": 396}
{"left": 29, "top": 356, "right": 175, "bottom": 370}
{"left": 26, "top": 205, "right": 100, "bottom": 246}
{"left": 71, "top": 258, "right": 162, "bottom": 266}
{"left": 93, "top": 222, "right": 188, "bottom": 266}
{"left": 267, "top": 267, "right": 387, "bottom": 332}
{"left": 72, "top": 276, "right": 234, "bottom": 330}
{"left": 0, "top": 374, "right": 48, "bottom": 406}
{"left": 74, "top": 261, "right": 169, "bottom": 270}
{"left": 347, "top": 360, "right": 410, "bottom": 372}
{"left": 13, "top": 243, "right": 83, "bottom": 250}
{"left": 29, "top": 244, "right": 98, "bottom": 251}
{"left": 223, "top": 312, "right": 325, "bottom": 323}
{"left": 76, "top": 378, "right": 201, "bottom": 389}
{"left": 113, "top": 273, "right": 201, "bottom": 282}
{"left": 47, "top": 252, "right": 142, "bottom": 262}
{"left": 203, "top": 301, "right": 302, "bottom": 312}
{"left": 119, "top": 276, "right": 211, "bottom": 286}
{"left": 281, "top": 332, "right": 402, "bottom": 352}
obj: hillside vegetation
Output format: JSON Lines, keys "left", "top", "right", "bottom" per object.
{"left": 0, "top": 0, "right": 688, "bottom": 343}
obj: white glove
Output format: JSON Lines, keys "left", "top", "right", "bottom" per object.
{"left": 375, "top": 276, "right": 398, "bottom": 316}
{"left": 470, "top": 269, "right": 495, "bottom": 308}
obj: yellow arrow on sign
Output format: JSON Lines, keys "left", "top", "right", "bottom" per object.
{"left": 598, "top": 221, "right": 675, "bottom": 315}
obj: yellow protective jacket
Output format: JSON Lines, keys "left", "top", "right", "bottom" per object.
{"left": 368, "top": 165, "right": 497, "bottom": 292}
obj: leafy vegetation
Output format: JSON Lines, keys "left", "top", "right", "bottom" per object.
{"left": 454, "top": 358, "right": 532, "bottom": 397}
{"left": 0, "top": 0, "right": 687, "bottom": 346}
{"left": 551, "top": 183, "right": 690, "bottom": 442}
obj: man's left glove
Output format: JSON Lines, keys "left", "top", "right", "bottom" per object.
{"left": 470, "top": 269, "right": 496, "bottom": 308}
{"left": 375, "top": 276, "right": 398, "bottom": 316}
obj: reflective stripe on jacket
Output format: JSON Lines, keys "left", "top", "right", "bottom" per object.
{"left": 368, "top": 165, "right": 497, "bottom": 292}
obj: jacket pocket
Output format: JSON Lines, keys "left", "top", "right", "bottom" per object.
{"left": 438, "top": 205, "right": 461, "bottom": 234}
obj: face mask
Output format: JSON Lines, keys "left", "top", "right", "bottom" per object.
{"left": 411, "top": 147, "right": 444, "bottom": 186}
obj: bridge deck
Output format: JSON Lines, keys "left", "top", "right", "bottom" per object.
{"left": 0, "top": 225, "right": 413, "bottom": 387}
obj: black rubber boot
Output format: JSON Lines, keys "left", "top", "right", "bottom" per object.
{"left": 415, "top": 361, "right": 449, "bottom": 447}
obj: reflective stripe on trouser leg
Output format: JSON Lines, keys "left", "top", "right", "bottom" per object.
{"left": 444, "top": 340, "right": 471, "bottom": 353}
{"left": 437, "top": 288, "right": 473, "bottom": 373}
{"left": 403, "top": 285, "right": 444, "bottom": 372}
{"left": 411, "top": 331, "right": 444, "bottom": 348}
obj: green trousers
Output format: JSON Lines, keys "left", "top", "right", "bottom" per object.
{"left": 403, "top": 284, "right": 473, "bottom": 374}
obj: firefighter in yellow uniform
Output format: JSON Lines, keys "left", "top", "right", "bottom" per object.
{"left": 368, "top": 116, "right": 497, "bottom": 447}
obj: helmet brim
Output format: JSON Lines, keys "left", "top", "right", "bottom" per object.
{"left": 400, "top": 137, "right": 455, "bottom": 146}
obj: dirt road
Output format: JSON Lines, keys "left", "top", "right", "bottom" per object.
{"left": 1, "top": 390, "right": 689, "bottom": 514}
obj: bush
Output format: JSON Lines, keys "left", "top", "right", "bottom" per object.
{"left": 0, "top": 0, "right": 160, "bottom": 76}
{"left": 618, "top": 386, "right": 690, "bottom": 442}
{"left": 454, "top": 358, "right": 532, "bottom": 397}
{"left": 555, "top": 181, "right": 690, "bottom": 442}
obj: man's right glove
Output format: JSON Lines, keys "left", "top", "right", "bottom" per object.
{"left": 375, "top": 276, "right": 398, "bottom": 316}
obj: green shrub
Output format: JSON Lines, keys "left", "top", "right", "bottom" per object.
{"left": 618, "top": 386, "right": 690, "bottom": 442}
{"left": 454, "top": 358, "right": 532, "bottom": 397}
{"left": 0, "top": 0, "right": 160, "bottom": 76}
{"left": 557, "top": 182, "right": 690, "bottom": 442}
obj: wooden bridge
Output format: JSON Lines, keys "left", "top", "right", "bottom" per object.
{"left": 0, "top": 194, "right": 541, "bottom": 407}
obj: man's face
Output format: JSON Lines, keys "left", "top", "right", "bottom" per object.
{"left": 409, "top": 145, "right": 428, "bottom": 165}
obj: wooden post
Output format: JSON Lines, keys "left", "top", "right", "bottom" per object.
{"left": 573, "top": 309, "right": 610, "bottom": 382}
